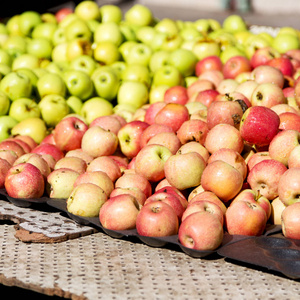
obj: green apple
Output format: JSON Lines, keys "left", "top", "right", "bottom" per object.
{"left": 193, "top": 19, "right": 210, "bottom": 33}
{"left": 41, "top": 12, "right": 57, "bottom": 24}
{"left": 152, "top": 65, "right": 183, "bottom": 88}
{"left": 244, "top": 35, "right": 270, "bottom": 58}
{"left": 6, "top": 15, "right": 23, "bottom": 36}
{"left": 11, "top": 53, "right": 40, "bottom": 70}
{"left": 125, "top": 43, "right": 152, "bottom": 66}
{"left": 117, "top": 81, "right": 149, "bottom": 109}
{"left": 0, "top": 71, "right": 32, "bottom": 101}
{"left": 38, "top": 94, "right": 70, "bottom": 127}
{"left": 121, "top": 64, "right": 151, "bottom": 88}
{"left": 66, "top": 96, "right": 83, "bottom": 114}
{"left": 69, "top": 54, "right": 97, "bottom": 76}
{"left": 37, "top": 72, "right": 66, "bottom": 98}
{"left": 149, "top": 50, "right": 170, "bottom": 73}
{"left": 59, "top": 13, "right": 79, "bottom": 29}
{"left": 220, "top": 45, "right": 247, "bottom": 63}
{"left": 3, "top": 35, "right": 27, "bottom": 58}
{"left": 80, "top": 97, "right": 114, "bottom": 124}
{"left": 11, "top": 117, "right": 47, "bottom": 144}
{"left": 110, "top": 61, "right": 127, "bottom": 79}
{"left": 0, "top": 64, "right": 12, "bottom": 79}
{"left": 155, "top": 18, "right": 179, "bottom": 38}
{"left": 26, "top": 38, "right": 53, "bottom": 59}
{"left": 63, "top": 70, "right": 94, "bottom": 101}
{"left": 66, "top": 38, "right": 93, "bottom": 61}
{"left": 92, "top": 67, "right": 120, "bottom": 101}
{"left": 160, "top": 34, "right": 183, "bottom": 51}
{"left": 15, "top": 68, "right": 39, "bottom": 97}
{"left": 222, "top": 15, "right": 247, "bottom": 33}
{"left": 52, "top": 27, "right": 67, "bottom": 46}
{"left": 113, "top": 103, "right": 137, "bottom": 122}
{"left": 100, "top": 4, "right": 123, "bottom": 24}
{"left": 272, "top": 33, "right": 300, "bottom": 54}
{"left": 0, "top": 91, "right": 10, "bottom": 116}
{"left": 119, "top": 23, "right": 137, "bottom": 42}
{"left": 119, "top": 40, "right": 139, "bottom": 61}
{"left": 0, "top": 115, "right": 18, "bottom": 141}
{"left": 74, "top": 0, "right": 101, "bottom": 21}
{"left": 150, "top": 32, "right": 169, "bottom": 51}
{"left": 51, "top": 42, "right": 68, "bottom": 62}
{"left": 149, "top": 85, "right": 169, "bottom": 104}
{"left": 192, "top": 40, "right": 221, "bottom": 60}
{"left": 9, "top": 97, "right": 41, "bottom": 122}
{"left": 179, "top": 26, "right": 204, "bottom": 42}
{"left": 135, "top": 26, "right": 156, "bottom": 45}
{"left": 32, "top": 22, "right": 58, "bottom": 41}
{"left": 64, "top": 18, "right": 92, "bottom": 42}
{"left": 94, "top": 22, "right": 123, "bottom": 46}
{"left": 86, "top": 19, "right": 100, "bottom": 33}
{"left": 93, "top": 41, "right": 121, "bottom": 65}
{"left": 45, "top": 61, "right": 70, "bottom": 77}
{"left": 168, "top": 48, "right": 197, "bottom": 77}
{"left": 124, "top": 4, "right": 153, "bottom": 27}
{"left": 18, "top": 11, "right": 42, "bottom": 37}
{"left": 0, "top": 49, "right": 12, "bottom": 66}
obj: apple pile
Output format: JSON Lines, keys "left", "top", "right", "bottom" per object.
{"left": 0, "top": 1, "right": 300, "bottom": 251}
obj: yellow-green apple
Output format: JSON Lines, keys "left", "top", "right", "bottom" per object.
{"left": 99, "top": 194, "right": 140, "bottom": 230}
{"left": 144, "top": 102, "right": 167, "bottom": 125}
{"left": 269, "top": 129, "right": 300, "bottom": 166}
{"left": 0, "top": 91, "right": 11, "bottom": 117}
{"left": 124, "top": 4, "right": 153, "bottom": 27}
{"left": 66, "top": 38, "right": 93, "bottom": 61}
{"left": 190, "top": 89, "right": 219, "bottom": 108}
{"left": 0, "top": 157, "right": 11, "bottom": 188}
{"left": 93, "top": 41, "right": 120, "bottom": 65}
{"left": 163, "top": 85, "right": 189, "bottom": 105}
{"left": 65, "top": 149, "right": 94, "bottom": 165}
{"left": 80, "top": 97, "right": 114, "bottom": 125}
{"left": 250, "top": 65, "right": 285, "bottom": 88}
{"left": 13, "top": 153, "right": 51, "bottom": 180}
{"left": 67, "top": 182, "right": 107, "bottom": 217}
{"left": 154, "top": 103, "right": 189, "bottom": 132}
{"left": 73, "top": 170, "right": 114, "bottom": 198}
{"left": 46, "top": 168, "right": 80, "bottom": 199}
{"left": 247, "top": 151, "right": 271, "bottom": 171}
{"left": 36, "top": 72, "right": 66, "bottom": 98}
{"left": 201, "top": 160, "right": 244, "bottom": 203}
{"left": 0, "top": 140, "right": 25, "bottom": 157}
{"left": 278, "top": 168, "right": 300, "bottom": 206}
{"left": 247, "top": 159, "right": 287, "bottom": 201}
{"left": 54, "top": 156, "right": 87, "bottom": 174}
{"left": 270, "top": 196, "right": 286, "bottom": 225}
{"left": 115, "top": 172, "right": 152, "bottom": 198}
{"left": 87, "top": 156, "right": 122, "bottom": 182}
{"left": 152, "top": 65, "right": 183, "bottom": 88}
{"left": 251, "top": 82, "right": 286, "bottom": 108}
{"left": 100, "top": 4, "right": 122, "bottom": 24}
{"left": 177, "top": 141, "right": 210, "bottom": 163}
{"left": 195, "top": 55, "right": 223, "bottom": 76}
{"left": 8, "top": 97, "right": 40, "bottom": 122}
{"left": 281, "top": 202, "right": 300, "bottom": 239}
{"left": 239, "top": 106, "right": 280, "bottom": 148}
{"left": 81, "top": 126, "right": 118, "bottom": 158}
{"left": 31, "top": 143, "right": 64, "bottom": 162}
{"left": 121, "top": 64, "right": 151, "bottom": 88}
{"left": 70, "top": 54, "right": 97, "bottom": 76}
{"left": 18, "top": 10, "right": 42, "bottom": 36}
{"left": 225, "top": 200, "right": 267, "bottom": 236}
{"left": 187, "top": 79, "right": 215, "bottom": 99}
{"left": 32, "top": 21, "right": 57, "bottom": 41}
{"left": 53, "top": 116, "right": 88, "bottom": 153}
{"left": 89, "top": 115, "right": 123, "bottom": 135}
{"left": 192, "top": 39, "right": 221, "bottom": 61}
{"left": 204, "top": 123, "right": 244, "bottom": 154}
{"left": 134, "top": 144, "right": 172, "bottom": 182}
{"left": 0, "top": 149, "right": 18, "bottom": 165}
{"left": 136, "top": 200, "right": 179, "bottom": 237}
{"left": 206, "top": 99, "right": 244, "bottom": 130}
{"left": 109, "top": 187, "right": 147, "bottom": 206}
{"left": 4, "top": 163, "right": 45, "bottom": 199}
{"left": 94, "top": 21, "right": 123, "bottom": 46}
{"left": 207, "top": 148, "right": 247, "bottom": 180}
{"left": 74, "top": 0, "right": 100, "bottom": 21}
{"left": 222, "top": 55, "right": 252, "bottom": 79}
{"left": 164, "top": 151, "right": 206, "bottom": 190}
{"left": 144, "top": 190, "right": 186, "bottom": 221}
{"left": 278, "top": 112, "right": 300, "bottom": 132}
{"left": 26, "top": 38, "right": 53, "bottom": 60}
{"left": 117, "top": 120, "right": 149, "bottom": 159}
{"left": 178, "top": 211, "right": 223, "bottom": 251}
{"left": 250, "top": 46, "right": 280, "bottom": 69}
{"left": 234, "top": 80, "right": 258, "bottom": 101}
{"left": 146, "top": 131, "right": 181, "bottom": 155}
{"left": 216, "top": 79, "right": 238, "bottom": 95}
{"left": 125, "top": 42, "right": 152, "bottom": 66}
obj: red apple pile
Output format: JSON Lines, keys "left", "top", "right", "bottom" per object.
{"left": 0, "top": 1, "right": 300, "bottom": 250}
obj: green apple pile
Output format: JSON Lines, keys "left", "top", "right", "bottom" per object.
{"left": 0, "top": 1, "right": 300, "bottom": 250}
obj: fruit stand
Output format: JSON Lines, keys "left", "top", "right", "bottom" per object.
{"left": 0, "top": 0, "right": 300, "bottom": 299}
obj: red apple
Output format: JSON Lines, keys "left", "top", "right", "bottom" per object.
{"left": 5, "top": 138, "right": 31, "bottom": 154}
{"left": 187, "top": 79, "right": 215, "bottom": 99}
{"left": 109, "top": 187, "right": 147, "bottom": 206}
{"left": 191, "top": 89, "right": 219, "bottom": 107}
{"left": 163, "top": 85, "right": 189, "bottom": 105}
{"left": 223, "top": 55, "right": 252, "bottom": 79}
{"left": 55, "top": 7, "right": 73, "bottom": 23}
{"left": 247, "top": 151, "right": 272, "bottom": 171}
{"left": 235, "top": 80, "right": 259, "bottom": 101}
{"left": 144, "top": 102, "right": 167, "bottom": 125}
{"left": 177, "top": 141, "right": 210, "bottom": 163}
{"left": 281, "top": 202, "right": 300, "bottom": 239}
{"left": 155, "top": 186, "right": 188, "bottom": 210}
{"left": 136, "top": 201, "right": 179, "bottom": 237}
{"left": 65, "top": 149, "right": 94, "bottom": 165}
{"left": 0, "top": 149, "right": 18, "bottom": 165}
{"left": 267, "top": 56, "right": 294, "bottom": 77}
{"left": 270, "top": 197, "right": 286, "bottom": 225}
{"left": 279, "top": 112, "right": 300, "bottom": 132}
{"left": 40, "top": 133, "right": 56, "bottom": 145}
{"left": 0, "top": 140, "right": 25, "bottom": 157}
{"left": 250, "top": 47, "right": 281, "bottom": 69}
{"left": 195, "top": 55, "right": 223, "bottom": 76}
{"left": 250, "top": 65, "right": 285, "bottom": 88}
{"left": 89, "top": 115, "right": 123, "bottom": 135}
{"left": 0, "top": 158, "right": 11, "bottom": 188}
{"left": 147, "top": 131, "right": 181, "bottom": 155}
{"left": 31, "top": 143, "right": 64, "bottom": 162}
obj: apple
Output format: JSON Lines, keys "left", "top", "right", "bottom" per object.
{"left": 0, "top": 157, "right": 11, "bottom": 188}
{"left": 36, "top": 72, "right": 66, "bottom": 99}
{"left": 124, "top": 4, "right": 153, "bottom": 27}
{"left": 163, "top": 85, "right": 189, "bottom": 105}
{"left": 5, "top": 137, "right": 31, "bottom": 154}
{"left": 239, "top": 106, "right": 280, "bottom": 148}
{"left": 0, "top": 140, "right": 25, "bottom": 157}
{"left": 225, "top": 200, "right": 267, "bottom": 236}
{"left": 235, "top": 80, "right": 258, "bottom": 101}
{"left": 53, "top": 116, "right": 88, "bottom": 153}
{"left": 31, "top": 143, "right": 64, "bottom": 162}
{"left": 278, "top": 112, "right": 300, "bottom": 132}
{"left": 270, "top": 197, "right": 286, "bottom": 225}
{"left": 87, "top": 156, "right": 122, "bottom": 182}
{"left": 5, "top": 163, "right": 45, "bottom": 199}
{"left": 74, "top": 0, "right": 100, "bottom": 21}
{"left": 201, "top": 160, "right": 244, "bottom": 203}
{"left": 109, "top": 187, "right": 147, "bottom": 207}
{"left": 0, "top": 149, "right": 18, "bottom": 165}
{"left": 54, "top": 156, "right": 87, "bottom": 175}
{"left": 250, "top": 46, "right": 281, "bottom": 69}
{"left": 164, "top": 151, "right": 206, "bottom": 190}
{"left": 80, "top": 97, "right": 114, "bottom": 125}
{"left": 136, "top": 200, "right": 179, "bottom": 237}
{"left": 144, "top": 102, "right": 167, "bottom": 125}
{"left": 216, "top": 78, "right": 239, "bottom": 95}
{"left": 65, "top": 149, "right": 94, "bottom": 165}
{"left": 99, "top": 194, "right": 140, "bottom": 230}
{"left": 152, "top": 65, "right": 183, "bottom": 88}
{"left": 278, "top": 168, "right": 300, "bottom": 206}
{"left": 55, "top": 7, "right": 73, "bottom": 23}
{"left": 117, "top": 120, "right": 149, "bottom": 159}
{"left": 46, "top": 168, "right": 80, "bottom": 199}
{"left": 250, "top": 65, "right": 285, "bottom": 88}
{"left": 155, "top": 186, "right": 188, "bottom": 209}
{"left": 177, "top": 141, "right": 210, "bottom": 163}
{"left": 100, "top": 4, "right": 122, "bottom": 23}
{"left": 288, "top": 145, "right": 300, "bottom": 168}
{"left": 134, "top": 144, "right": 172, "bottom": 182}
{"left": 195, "top": 55, "right": 223, "bottom": 76}
{"left": 267, "top": 56, "right": 295, "bottom": 77}
{"left": 190, "top": 89, "right": 219, "bottom": 108}
{"left": 271, "top": 103, "right": 298, "bottom": 116}
{"left": 81, "top": 125, "right": 118, "bottom": 158}
{"left": 187, "top": 79, "right": 215, "bottom": 99}
{"left": 115, "top": 172, "right": 152, "bottom": 198}
{"left": 272, "top": 33, "right": 300, "bottom": 54}
{"left": 222, "top": 55, "right": 252, "bottom": 79}
{"left": 281, "top": 202, "right": 300, "bottom": 239}
{"left": 13, "top": 135, "right": 37, "bottom": 151}
{"left": 204, "top": 123, "right": 244, "bottom": 154}
{"left": 247, "top": 151, "right": 272, "bottom": 171}
{"left": 247, "top": 159, "right": 287, "bottom": 201}
{"left": 178, "top": 211, "right": 223, "bottom": 251}
{"left": 125, "top": 43, "right": 153, "bottom": 66}
{"left": 89, "top": 115, "right": 122, "bottom": 136}
{"left": 0, "top": 116, "right": 18, "bottom": 142}
{"left": 67, "top": 182, "right": 107, "bottom": 217}
{"left": 198, "top": 69, "right": 224, "bottom": 88}
{"left": 0, "top": 91, "right": 10, "bottom": 116}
